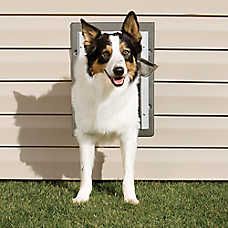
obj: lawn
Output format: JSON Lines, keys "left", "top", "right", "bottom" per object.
{"left": 0, "top": 181, "right": 227, "bottom": 227}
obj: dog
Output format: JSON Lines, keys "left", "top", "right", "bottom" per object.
{"left": 71, "top": 11, "right": 156, "bottom": 204}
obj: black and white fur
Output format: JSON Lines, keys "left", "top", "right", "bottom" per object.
{"left": 72, "top": 12, "right": 144, "bottom": 204}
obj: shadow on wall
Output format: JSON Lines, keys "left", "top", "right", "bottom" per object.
{"left": 14, "top": 82, "right": 105, "bottom": 179}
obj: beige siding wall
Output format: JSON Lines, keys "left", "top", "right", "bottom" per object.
{"left": 1, "top": 1, "right": 228, "bottom": 15}
{"left": 0, "top": 2, "right": 228, "bottom": 179}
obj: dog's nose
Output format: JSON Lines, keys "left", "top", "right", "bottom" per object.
{"left": 113, "top": 66, "right": 124, "bottom": 76}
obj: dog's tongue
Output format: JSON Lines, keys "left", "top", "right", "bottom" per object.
{"left": 113, "top": 77, "right": 124, "bottom": 85}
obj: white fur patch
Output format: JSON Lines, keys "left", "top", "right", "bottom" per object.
{"left": 104, "top": 35, "right": 128, "bottom": 78}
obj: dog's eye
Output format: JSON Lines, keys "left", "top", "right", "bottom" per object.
{"left": 101, "top": 50, "right": 111, "bottom": 62}
{"left": 122, "top": 49, "right": 131, "bottom": 58}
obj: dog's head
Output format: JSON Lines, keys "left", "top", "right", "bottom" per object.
{"left": 81, "top": 11, "right": 148, "bottom": 87}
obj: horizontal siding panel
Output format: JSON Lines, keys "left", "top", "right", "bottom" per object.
{"left": 2, "top": 50, "right": 228, "bottom": 82}
{"left": 1, "top": 0, "right": 228, "bottom": 15}
{"left": 0, "top": 82, "right": 70, "bottom": 114}
{"left": 155, "top": 51, "right": 228, "bottom": 82}
{"left": 156, "top": 17, "right": 228, "bottom": 48}
{"left": 0, "top": 16, "right": 120, "bottom": 48}
{"left": 155, "top": 83, "right": 228, "bottom": 115}
{"left": 0, "top": 16, "right": 71, "bottom": 48}
{"left": 0, "top": 50, "right": 70, "bottom": 80}
{"left": 0, "top": 148, "right": 227, "bottom": 180}
{"left": 1, "top": 116, "right": 228, "bottom": 147}
{"left": 2, "top": 81, "right": 228, "bottom": 115}
{"left": 0, "top": 17, "right": 228, "bottom": 48}
{"left": 1, "top": 50, "right": 228, "bottom": 82}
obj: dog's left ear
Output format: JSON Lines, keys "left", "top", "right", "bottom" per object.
{"left": 122, "top": 11, "right": 142, "bottom": 42}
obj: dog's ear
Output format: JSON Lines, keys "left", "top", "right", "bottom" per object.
{"left": 122, "top": 11, "right": 142, "bottom": 42}
{"left": 137, "top": 58, "right": 158, "bottom": 77}
{"left": 80, "top": 19, "right": 101, "bottom": 47}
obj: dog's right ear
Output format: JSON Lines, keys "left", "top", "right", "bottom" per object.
{"left": 80, "top": 19, "right": 101, "bottom": 47}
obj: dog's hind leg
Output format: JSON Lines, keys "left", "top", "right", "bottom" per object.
{"left": 120, "top": 129, "right": 139, "bottom": 205}
{"left": 73, "top": 130, "right": 95, "bottom": 204}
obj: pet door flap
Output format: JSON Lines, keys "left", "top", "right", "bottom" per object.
{"left": 71, "top": 22, "right": 155, "bottom": 137}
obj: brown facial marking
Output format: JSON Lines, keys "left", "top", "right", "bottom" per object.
{"left": 126, "top": 58, "right": 137, "bottom": 80}
{"left": 119, "top": 41, "right": 128, "bottom": 53}
{"left": 90, "top": 60, "right": 107, "bottom": 75}
{"left": 90, "top": 45, "right": 113, "bottom": 75}
{"left": 106, "top": 45, "right": 113, "bottom": 55}
{"left": 120, "top": 41, "right": 137, "bottom": 80}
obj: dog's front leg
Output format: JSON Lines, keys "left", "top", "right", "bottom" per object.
{"left": 73, "top": 130, "right": 95, "bottom": 204}
{"left": 120, "top": 129, "right": 139, "bottom": 205}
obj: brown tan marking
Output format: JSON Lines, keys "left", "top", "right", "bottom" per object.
{"left": 119, "top": 41, "right": 128, "bottom": 53}
{"left": 90, "top": 59, "right": 107, "bottom": 75}
{"left": 105, "top": 45, "right": 113, "bottom": 55}
{"left": 90, "top": 45, "right": 113, "bottom": 75}
{"left": 126, "top": 58, "right": 137, "bottom": 80}
{"left": 120, "top": 41, "right": 137, "bottom": 80}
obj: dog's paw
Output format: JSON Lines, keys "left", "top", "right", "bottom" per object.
{"left": 72, "top": 194, "right": 90, "bottom": 204}
{"left": 72, "top": 189, "right": 91, "bottom": 204}
{"left": 124, "top": 197, "right": 139, "bottom": 205}
{"left": 123, "top": 183, "right": 139, "bottom": 205}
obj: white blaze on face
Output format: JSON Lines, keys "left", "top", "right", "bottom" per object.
{"left": 105, "top": 35, "right": 127, "bottom": 77}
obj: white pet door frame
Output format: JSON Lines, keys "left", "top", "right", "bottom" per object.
{"left": 71, "top": 22, "right": 155, "bottom": 137}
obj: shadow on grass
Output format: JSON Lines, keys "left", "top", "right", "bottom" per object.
{"left": 93, "top": 181, "right": 122, "bottom": 196}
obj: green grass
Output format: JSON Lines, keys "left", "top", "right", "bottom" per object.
{"left": 0, "top": 181, "right": 227, "bottom": 227}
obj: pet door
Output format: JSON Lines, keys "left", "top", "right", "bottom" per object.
{"left": 71, "top": 22, "right": 155, "bottom": 137}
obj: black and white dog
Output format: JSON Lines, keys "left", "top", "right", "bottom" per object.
{"left": 72, "top": 11, "right": 156, "bottom": 204}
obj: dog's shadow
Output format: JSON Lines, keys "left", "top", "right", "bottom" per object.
{"left": 14, "top": 82, "right": 105, "bottom": 180}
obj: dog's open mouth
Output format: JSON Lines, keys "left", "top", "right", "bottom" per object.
{"left": 111, "top": 76, "right": 125, "bottom": 87}
{"left": 104, "top": 69, "right": 125, "bottom": 87}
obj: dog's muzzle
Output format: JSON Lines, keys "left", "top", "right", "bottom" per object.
{"left": 104, "top": 69, "right": 125, "bottom": 87}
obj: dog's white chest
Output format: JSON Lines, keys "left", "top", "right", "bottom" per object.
{"left": 71, "top": 62, "right": 139, "bottom": 136}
